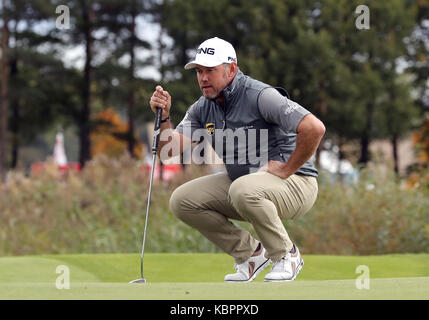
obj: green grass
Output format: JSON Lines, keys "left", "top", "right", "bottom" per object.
{"left": 0, "top": 253, "right": 428, "bottom": 299}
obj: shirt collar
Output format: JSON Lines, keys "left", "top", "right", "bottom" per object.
{"left": 208, "top": 69, "right": 244, "bottom": 104}
{"left": 221, "top": 69, "right": 243, "bottom": 102}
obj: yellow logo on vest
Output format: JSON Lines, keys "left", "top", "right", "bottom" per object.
{"left": 205, "top": 123, "right": 215, "bottom": 135}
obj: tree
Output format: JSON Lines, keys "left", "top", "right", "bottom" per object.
{"left": 0, "top": 0, "right": 81, "bottom": 171}
{"left": 0, "top": 0, "right": 9, "bottom": 180}
{"left": 310, "top": 0, "right": 419, "bottom": 169}
{"left": 91, "top": 108, "right": 142, "bottom": 158}
{"left": 95, "top": 0, "right": 153, "bottom": 158}
{"left": 6, "top": 0, "right": 65, "bottom": 168}
{"left": 78, "top": 0, "right": 95, "bottom": 167}
{"left": 353, "top": 0, "right": 418, "bottom": 168}
{"left": 413, "top": 116, "right": 429, "bottom": 164}
{"left": 406, "top": 0, "right": 429, "bottom": 111}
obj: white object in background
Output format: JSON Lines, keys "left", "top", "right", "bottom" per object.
{"left": 319, "top": 150, "right": 354, "bottom": 175}
{"left": 53, "top": 132, "right": 68, "bottom": 166}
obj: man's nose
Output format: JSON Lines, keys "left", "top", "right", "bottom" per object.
{"left": 200, "top": 72, "right": 209, "bottom": 82}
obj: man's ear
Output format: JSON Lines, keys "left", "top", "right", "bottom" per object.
{"left": 229, "top": 62, "right": 238, "bottom": 79}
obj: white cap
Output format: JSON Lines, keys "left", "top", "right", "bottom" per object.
{"left": 184, "top": 37, "right": 237, "bottom": 70}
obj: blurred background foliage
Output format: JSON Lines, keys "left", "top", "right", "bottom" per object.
{"left": 0, "top": 0, "right": 428, "bottom": 255}
{"left": 0, "top": 0, "right": 428, "bottom": 172}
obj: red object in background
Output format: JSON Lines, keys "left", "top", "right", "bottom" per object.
{"left": 31, "top": 162, "right": 81, "bottom": 175}
{"left": 31, "top": 162, "right": 181, "bottom": 181}
{"left": 31, "top": 132, "right": 82, "bottom": 175}
{"left": 140, "top": 164, "right": 181, "bottom": 182}
{"left": 58, "top": 163, "right": 81, "bottom": 172}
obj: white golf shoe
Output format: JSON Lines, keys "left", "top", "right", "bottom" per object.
{"left": 264, "top": 244, "right": 304, "bottom": 282}
{"left": 224, "top": 243, "right": 270, "bottom": 282}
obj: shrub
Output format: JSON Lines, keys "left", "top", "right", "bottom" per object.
{"left": 0, "top": 155, "right": 218, "bottom": 256}
{"left": 288, "top": 168, "right": 429, "bottom": 255}
{"left": 0, "top": 155, "right": 427, "bottom": 256}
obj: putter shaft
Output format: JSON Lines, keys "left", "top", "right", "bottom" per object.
{"left": 139, "top": 152, "right": 157, "bottom": 280}
{"left": 130, "top": 107, "right": 162, "bottom": 284}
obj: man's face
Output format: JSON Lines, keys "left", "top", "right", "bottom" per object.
{"left": 195, "top": 64, "right": 233, "bottom": 99}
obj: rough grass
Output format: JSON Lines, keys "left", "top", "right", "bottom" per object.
{"left": 289, "top": 168, "right": 429, "bottom": 255}
{"left": 0, "top": 155, "right": 428, "bottom": 256}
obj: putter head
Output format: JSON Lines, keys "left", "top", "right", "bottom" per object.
{"left": 129, "top": 278, "right": 146, "bottom": 284}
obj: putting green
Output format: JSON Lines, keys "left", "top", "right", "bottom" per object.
{"left": 0, "top": 253, "right": 428, "bottom": 299}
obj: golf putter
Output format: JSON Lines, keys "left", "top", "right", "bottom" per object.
{"left": 129, "top": 107, "right": 163, "bottom": 284}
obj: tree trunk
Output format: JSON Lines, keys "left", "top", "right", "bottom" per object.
{"left": 392, "top": 133, "right": 399, "bottom": 175}
{"left": 10, "top": 58, "right": 19, "bottom": 169}
{"left": 0, "top": 3, "right": 9, "bottom": 180}
{"left": 359, "top": 133, "right": 370, "bottom": 165}
{"left": 127, "top": 2, "right": 136, "bottom": 158}
{"left": 79, "top": 1, "right": 94, "bottom": 167}
{"left": 358, "top": 102, "right": 374, "bottom": 166}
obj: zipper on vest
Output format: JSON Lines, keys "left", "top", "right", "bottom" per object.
{"left": 223, "top": 98, "right": 228, "bottom": 129}
{"left": 222, "top": 110, "right": 226, "bottom": 129}
{"left": 216, "top": 100, "right": 227, "bottom": 129}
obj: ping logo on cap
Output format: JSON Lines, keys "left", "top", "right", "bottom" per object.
{"left": 184, "top": 37, "right": 237, "bottom": 70}
{"left": 197, "top": 47, "right": 215, "bottom": 55}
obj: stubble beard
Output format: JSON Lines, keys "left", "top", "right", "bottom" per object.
{"left": 201, "top": 71, "right": 229, "bottom": 100}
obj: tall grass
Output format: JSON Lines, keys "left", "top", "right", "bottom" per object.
{"left": 0, "top": 155, "right": 428, "bottom": 256}
{"left": 289, "top": 168, "right": 429, "bottom": 255}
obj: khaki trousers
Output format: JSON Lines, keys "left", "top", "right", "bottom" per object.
{"left": 169, "top": 171, "right": 318, "bottom": 263}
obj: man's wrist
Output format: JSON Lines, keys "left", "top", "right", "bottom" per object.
{"left": 161, "top": 115, "right": 170, "bottom": 123}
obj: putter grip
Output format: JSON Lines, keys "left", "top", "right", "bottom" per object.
{"left": 152, "top": 107, "right": 163, "bottom": 153}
